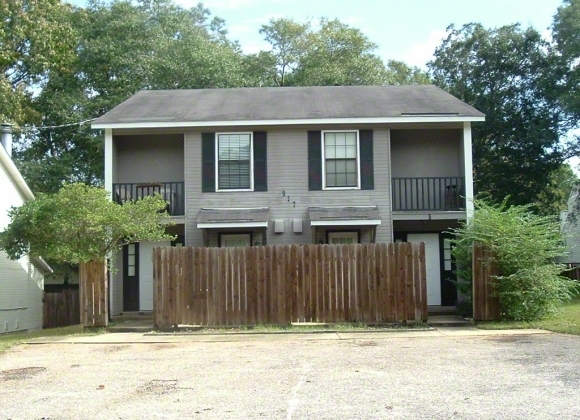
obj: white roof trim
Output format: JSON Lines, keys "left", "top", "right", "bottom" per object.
{"left": 197, "top": 221, "right": 269, "bottom": 229}
{"left": 0, "top": 143, "right": 34, "bottom": 201}
{"left": 311, "top": 219, "right": 382, "bottom": 226}
{"left": 92, "top": 116, "right": 485, "bottom": 129}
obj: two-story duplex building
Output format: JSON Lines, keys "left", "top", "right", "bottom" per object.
{"left": 92, "top": 85, "right": 484, "bottom": 316}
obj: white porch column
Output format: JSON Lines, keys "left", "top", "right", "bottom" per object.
{"left": 463, "top": 122, "right": 474, "bottom": 219}
{"left": 104, "top": 128, "right": 113, "bottom": 316}
{"left": 104, "top": 128, "right": 113, "bottom": 200}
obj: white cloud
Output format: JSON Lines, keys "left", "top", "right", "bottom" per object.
{"left": 401, "top": 29, "right": 448, "bottom": 69}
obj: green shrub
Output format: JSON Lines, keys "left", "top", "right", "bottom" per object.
{"left": 451, "top": 199, "right": 577, "bottom": 321}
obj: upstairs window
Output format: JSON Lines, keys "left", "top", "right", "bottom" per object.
{"left": 217, "top": 133, "right": 252, "bottom": 190}
{"left": 322, "top": 131, "right": 359, "bottom": 189}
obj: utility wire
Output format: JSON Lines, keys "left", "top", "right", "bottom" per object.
{"left": 20, "top": 118, "right": 98, "bottom": 132}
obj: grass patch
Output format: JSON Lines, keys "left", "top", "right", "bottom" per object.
{"left": 477, "top": 299, "right": 580, "bottom": 335}
{"left": 0, "top": 324, "right": 103, "bottom": 354}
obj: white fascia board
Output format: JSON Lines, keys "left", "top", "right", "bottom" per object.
{"left": 310, "top": 219, "right": 382, "bottom": 226}
{"left": 0, "top": 143, "right": 34, "bottom": 201}
{"left": 30, "top": 256, "right": 53, "bottom": 274}
{"left": 197, "top": 221, "right": 269, "bottom": 229}
{"left": 391, "top": 211, "right": 467, "bottom": 221}
{"left": 92, "top": 116, "right": 485, "bottom": 130}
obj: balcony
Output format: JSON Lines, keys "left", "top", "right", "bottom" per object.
{"left": 113, "top": 182, "right": 185, "bottom": 216}
{"left": 392, "top": 177, "right": 465, "bottom": 211}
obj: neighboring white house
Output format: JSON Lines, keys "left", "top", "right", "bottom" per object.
{"left": 560, "top": 186, "right": 580, "bottom": 265}
{"left": 0, "top": 124, "right": 52, "bottom": 334}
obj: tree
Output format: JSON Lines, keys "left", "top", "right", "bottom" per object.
{"left": 552, "top": 0, "right": 580, "bottom": 122}
{"left": 428, "top": 23, "right": 570, "bottom": 208}
{"left": 255, "top": 17, "right": 430, "bottom": 87}
{"left": 0, "top": 0, "right": 76, "bottom": 125}
{"left": 536, "top": 163, "right": 579, "bottom": 215}
{"left": 0, "top": 183, "right": 173, "bottom": 263}
{"left": 452, "top": 199, "right": 575, "bottom": 321}
{"left": 13, "top": 0, "right": 247, "bottom": 193}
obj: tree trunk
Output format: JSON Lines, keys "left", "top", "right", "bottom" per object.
{"left": 79, "top": 259, "right": 108, "bottom": 329}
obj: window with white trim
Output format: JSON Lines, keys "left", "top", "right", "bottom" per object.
{"left": 322, "top": 131, "right": 359, "bottom": 189}
{"left": 328, "top": 231, "right": 359, "bottom": 244}
{"left": 220, "top": 233, "right": 251, "bottom": 248}
{"left": 217, "top": 133, "right": 253, "bottom": 190}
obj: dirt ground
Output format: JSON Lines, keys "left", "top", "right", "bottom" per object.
{"left": 1, "top": 332, "right": 579, "bottom": 419}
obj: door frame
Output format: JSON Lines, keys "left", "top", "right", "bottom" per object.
{"left": 394, "top": 231, "right": 458, "bottom": 306}
{"left": 122, "top": 242, "right": 140, "bottom": 312}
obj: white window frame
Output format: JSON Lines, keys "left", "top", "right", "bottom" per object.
{"left": 328, "top": 231, "right": 359, "bottom": 244}
{"left": 215, "top": 132, "right": 254, "bottom": 192}
{"left": 220, "top": 233, "right": 252, "bottom": 248}
{"left": 321, "top": 130, "right": 361, "bottom": 190}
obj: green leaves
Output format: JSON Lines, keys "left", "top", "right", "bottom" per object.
{"left": 0, "top": 183, "right": 174, "bottom": 263}
{"left": 428, "top": 23, "right": 569, "bottom": 210}
{"left": 451, "top": 199, "right": 576, "bottom": 321}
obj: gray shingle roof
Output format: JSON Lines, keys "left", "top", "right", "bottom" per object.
{"left": 93, "top": 85, "right": 484, "bottom": 126}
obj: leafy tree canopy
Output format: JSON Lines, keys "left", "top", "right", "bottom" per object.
{"left": 0, "top": 183, "right": 174, "bottom": 263}
{"left": 452, "top": 198, "right": 575, "bottom": 321}
{"left": 428, "top": 23, "right": 571, "bottom": 209}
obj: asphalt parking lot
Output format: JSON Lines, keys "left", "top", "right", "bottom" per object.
{"left": 1, "top": 331, "right": 579, "bottom": 419}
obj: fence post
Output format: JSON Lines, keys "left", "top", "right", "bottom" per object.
{"left": 472, "top": 242, "right": 501, "bottom": 321}
{"left": 79, "top": 259, "right": 108, "bottom": 329}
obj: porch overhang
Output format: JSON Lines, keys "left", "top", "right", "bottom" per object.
{"left": 196, "top": 207, "right": 269, "bottom": 229}
{"left": 391, "top": 211, "right": 466, "bottom": 221}
{"left": 309, "top": 206, "right": 381, "bottom": 226}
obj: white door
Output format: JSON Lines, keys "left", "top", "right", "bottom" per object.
{"left": 407, "top": 233, "right": 441, "bottom": 306}
{"left": 139, "top": 240, "right": 170, "bottom": 311}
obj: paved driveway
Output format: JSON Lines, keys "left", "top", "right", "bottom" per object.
{"left": 0, "top": 331, "right": 579, "bottom": 419}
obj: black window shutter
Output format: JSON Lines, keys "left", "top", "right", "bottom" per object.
{"left": 359, "top": 130, "right": 374, "bottom": 190}
{"left": 308, "top": 131, "right": 322, "bottom": 190}
{"left": 253, "top": 131, "right": 267, "bottom": 191}
{"left": 201, "top": 132, "right": 216, "bottom": 192}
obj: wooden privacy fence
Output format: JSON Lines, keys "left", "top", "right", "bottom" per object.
{"left": 79, "top": 259, "right": 108, "bottom": 328}
{"left": 43, "top": 288, "right": 80, "bottom": 328}
{"left": 472, "top": 242, "right": 500, "bottom": 321}
{"left": 153, "top": 243, "right": 427, "bottom": 328}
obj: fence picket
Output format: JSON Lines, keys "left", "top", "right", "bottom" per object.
{"left": 151, "top": 243, "right": 427, "bottom": 328}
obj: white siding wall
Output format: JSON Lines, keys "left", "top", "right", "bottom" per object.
{"left": 184, "top": 126, "right": 392, "bottom": 247}
{"left": 0, "top": 161, "right": 44, "bottom": 333}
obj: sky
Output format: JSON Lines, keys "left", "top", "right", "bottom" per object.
{"left": 181, "top": 0, "right": 561, "bottom": 68}
{"left": 68, "top": 0, "right": 564, "bottom": 68}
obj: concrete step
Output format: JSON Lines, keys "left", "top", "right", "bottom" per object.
{"left": 427, "top": 315, "right": 472, "bottom": 327}
{"left": 108, "top": 319, "right": 154, "bottom": 333}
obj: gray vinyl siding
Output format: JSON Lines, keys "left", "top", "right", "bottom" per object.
{"left": 112, "top": 140, "right": 120, "bottom": 183}
{"left": 185, "top": 126, "right": 392, "bottom": 247}
{"left": 115, "top": 134, "right": 184, "bottom": 183}
{"left": 390, "top": 129, "right": 462, "bottom": 178}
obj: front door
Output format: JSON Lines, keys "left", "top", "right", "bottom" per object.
{"left": 407, "top": 233, "right": 441, "bottom": 305}
{"left": 123, "top": 243, "right": 139, "bottom": 311}
{"left": 139, "top": 241, "right": 171, "bottom": 311}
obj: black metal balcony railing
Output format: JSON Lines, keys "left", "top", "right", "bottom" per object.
{"left": 391, "top": 177, "right": 465, "bottom": 211}
{"left": 112, "top": 182, "right": 185, "bottom": 216}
